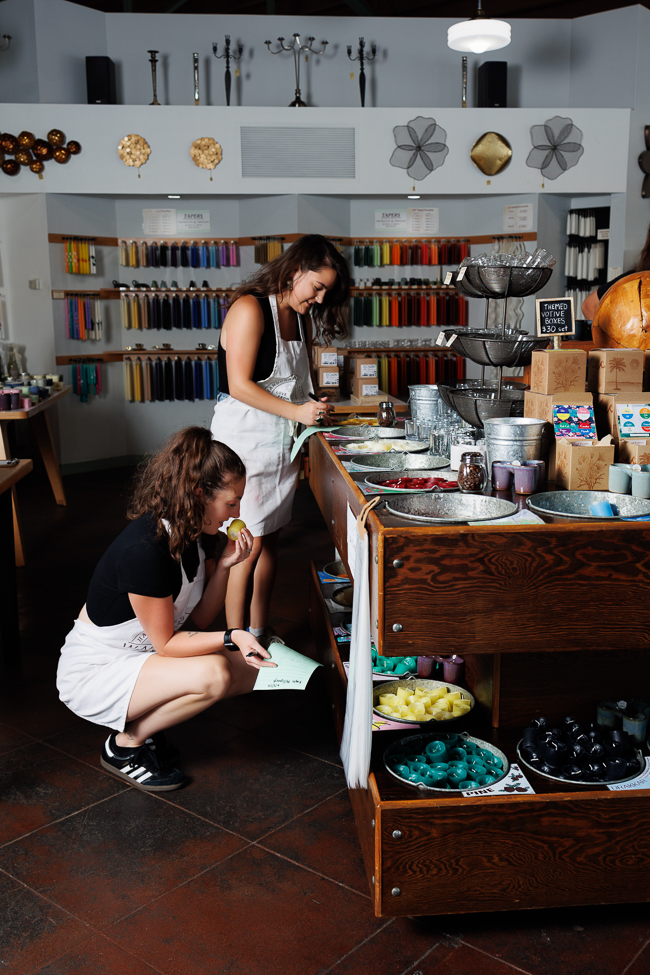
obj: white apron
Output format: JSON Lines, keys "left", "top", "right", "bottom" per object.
{"left": 56, "top": 543, "right": 205, "bottom": 732}
{"left": 211, "top": 295, "right": 313, "bottom": 536}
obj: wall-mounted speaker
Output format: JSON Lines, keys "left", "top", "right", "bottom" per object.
{"left": 86, "top": 56, "right": 116, "bottom": 105}
{"left": 477, "top": 61, "right": 507, "bottom": 108}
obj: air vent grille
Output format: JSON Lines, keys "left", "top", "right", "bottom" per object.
{"left": 241, "top": 126, "right": 356, "bottom": 179}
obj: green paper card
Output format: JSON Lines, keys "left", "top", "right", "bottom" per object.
{"left": 254, "top": 642, "right": 322, "bottom": 691}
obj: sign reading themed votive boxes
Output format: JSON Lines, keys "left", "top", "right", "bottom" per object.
{"left": 529, "top": 349, "right": 587, "bottom": 394}
{"left": 587, "top": 348, "right": 644, "bottom": 394}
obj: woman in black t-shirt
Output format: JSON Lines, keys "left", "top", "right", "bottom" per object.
{"left": 57, "top": 426, "right": 275, "bottom": 793}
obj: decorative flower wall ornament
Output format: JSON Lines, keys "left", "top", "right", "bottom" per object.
{"left": 390, "top": 116, "right": 449, "bottom": 181}
{"left": 526, "top": 115, "right": 584, "bottom": 181}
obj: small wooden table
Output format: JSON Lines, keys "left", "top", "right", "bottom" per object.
{"left": 0, "top": 459, "right": 33, "bottom": 674}
{"left": 0, "top": 386, "right": 71, "bottom": 565}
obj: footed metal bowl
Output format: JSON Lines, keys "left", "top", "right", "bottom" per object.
{"left": 384, "top": 730, "right": 508, "bottom": 794}
{"left": 438, "top": 384, "right": 525, "bottom": 428}
{"left": 385, "top": 493, "right": 518, "bottom": 523}
{"left": 461, "top": 265, "right": 553, "bottom": 299}
{"left": 374, "top": 679, "right": 475, "bottom": 727}
{"left": 442, "top": 331, "right": 550, "bottom": 368}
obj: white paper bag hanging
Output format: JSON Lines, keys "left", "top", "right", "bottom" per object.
{"left": 340, "top": 497, "right": 380, "bottom": 790}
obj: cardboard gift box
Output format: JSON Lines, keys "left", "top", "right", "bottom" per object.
{"left": 315, "top": 366, "right": 339, "bottom": 388}
{"left": 554, "top": 437, "right": 615, "bottom": 491}
{"left": 595, "top": 391, "right": 650, "bottom": 439}
{"left": 645, "top": 351, "right": 650, "bottom": 392}
{"left": 587, "top": 348, "right": 644, "bottom": 394}
{"left": 524, "top": 390, "right": 593, "bottom": 424}
{"left": 351, "top": 377, "right": 380, "bottom": 399}
{"left": 347, "top": 356, "right": 378, "bottom": 378}
{"left": 529, "top": 349, "right": 587, "bottom": 394}
{"left": 615, "top": 438, "right": 650, "bottom": 465}
{"left": 312, "top": 345, "right": 339, "bottom": 368}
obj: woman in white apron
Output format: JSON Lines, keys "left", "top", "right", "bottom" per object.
{"left": 211, "top": 235, "right": 350, "bottom": 646}
{"left": 57, "top": 427, "right": 275, "bottom": 792}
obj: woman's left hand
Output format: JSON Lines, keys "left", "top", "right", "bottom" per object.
{"left": 232, "top": 629, "right": 277, "bottom": 669}
{"left": 218, "top": 527, "right": 254, "bottom": 569}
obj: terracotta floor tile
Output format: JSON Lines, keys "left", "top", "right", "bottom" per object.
{"left": 33, "top": 935, "right": 160, "bottom": 975}
{"left": 0, "top": 742, "right": 126, "bottom": 846}
{"left": 624, "top": 940, "right": 650, "bottom": 975}
{"left": 0, "top": 681, "right": 81, "bottom": 739}
{"left": 319, "top": 917, "right": 442, "bottom": 975}
{"left": 0, "top": 870, "right": 90, "bottom": 975}
{"left": 256, "top": 697, "right": 343, "bottom": 767}
{"left": 260, "top": 790, "right": 369, "bottom": 894}
{"left": 434, "top": 902, "right": 650, "bottom": 975}
{"left": 0, "top": 788, "right": 248, "bottom": 928}
{"left": 0, "top": 722, "right": 34, "bottom": 755}
{"left": 114, "top": 844, "right": 382, "bottom": 975}
{"left": 166, "top": 732, "right": 347, "bottom": 840}
{"left": 403, "top": 941, "right": 535, "bottom": 975}
{"left": 210, "top": 685, "right": 319, "bottom": 732}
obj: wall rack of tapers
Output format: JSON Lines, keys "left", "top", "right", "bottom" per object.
{"left": 48, "top": 232, "right": 537, "bottom": 248}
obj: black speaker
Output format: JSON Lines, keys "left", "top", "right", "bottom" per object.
{"left": 86, "top": 56, "right": 116, "bottom": 105}
{"left": 477, "top": 61, "right": 507, "bottom": 108}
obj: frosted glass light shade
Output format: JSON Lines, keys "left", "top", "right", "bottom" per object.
{"left": 447, "top": 19, "right": 511, "bottom": 54}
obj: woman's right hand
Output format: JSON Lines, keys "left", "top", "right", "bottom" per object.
{"left": 294, "top": 399, "right": 333, "bottom": 427}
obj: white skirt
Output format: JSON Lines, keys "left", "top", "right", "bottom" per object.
{"left": 212, "top": 394, "right": 299, "bottom": 536}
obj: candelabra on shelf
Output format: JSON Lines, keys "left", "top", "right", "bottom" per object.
{"left": 265, "top": 33, "right": 328, "bottom": 107}
{"left": 147, "top": 50, "right": 160, "bottom": 106}
{"left": 212, "top": 36, "right": 243, "bottom": 107}
{"left": 346, "top": 37, "right": 376, "bottom": 108}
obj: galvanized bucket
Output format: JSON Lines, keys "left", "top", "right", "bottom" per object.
{"left": 483, "top": 416, "right": 546, "bottom": 469}
{"left": 408, "top": 384, "right": 445, "bottom": 424}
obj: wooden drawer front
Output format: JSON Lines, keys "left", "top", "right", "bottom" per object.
{"left": 378, "top": 797, "right": 650, "bottom": 916}
{"left": 382, "top": 529, "right": 650, "bottom": 655}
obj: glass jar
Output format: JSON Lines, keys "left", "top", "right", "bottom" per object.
{"left": 377, "top": 401, "right": 396, "bottom": 427}
{"left": 457, "top": 451, "right": 487, "bottom": 493}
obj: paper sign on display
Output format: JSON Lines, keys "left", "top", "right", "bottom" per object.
{"left": 552, "top": 404, "right": 596, "bottom": 439}
{"left": 615, "top": 403, "right": 650, "bottom": 438}
{"left": 254, "top": 642, "right": 322, "bottom": 691}
{"left": 142, "top": 208, "right": 177, "bottom": 235}
{"left": 503, "top": 203, "right": 533, "bottom": 233}
{"left": 176, "top": 210, "right": 211, "bottom": 233}
{"left": 406, "top": 208, "right": 439, "bottom": 235}
{"left": 375, "top": 209, "right": 408, "bottom": 231}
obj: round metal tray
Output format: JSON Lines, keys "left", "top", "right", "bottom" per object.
{"left": 385, "top": 493, "right": 518, "bottom": 523}
{"left": 438, "top": 384, "right": 525, "bottom": 429}
{"left": 384, "top": 731, "right": 508, "bottom": 794}
{"left": 516, "top": 741, "right": 645, "bottom": 787}
{"left": 332, "top": 586, "right": 353, "bottom": 607}
{"left": 462, "top": 264, "right": 553, "bottom": 299}
{"left": 442, "top": 331, "right": 550, "bottom": 368}
{"left": 526, "top": 491, "right": 650, "bottom": 520}
{"left": 349, "top": 453, "right": 450, "bottom": 472}
{"left": 349, "top": 439, "right": 428, "bottom": 454}
{"left": 373, "top": 678, "right": 475, "bottom": 726}
{"left": 364, "top": 470, "right": 459, "bottom": 493}
{"left": 332, "top": 425, "right": 405, "bottom": 440}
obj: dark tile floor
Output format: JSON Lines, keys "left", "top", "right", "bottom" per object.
{"left": 2, "top": 463, "right": 650, "bottom": 975}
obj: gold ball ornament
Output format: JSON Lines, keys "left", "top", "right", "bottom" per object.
{"left": 53, "top": 146, "right": 70, "bottom": 164}
{"left": 118, "top": 134, "right": 151, "bottom": 169}
{"left": 66, "top": 140, "right": 81, "bottom": 155}
{"left": 18, "top": 131, "right": 35, "bottom": 149}
{"left": 15, "top": 149, "right": 33, "bottom": 166}
{"left": 189, "top": 137, "right": 223, "bottom": 171}
{"left": 29, "top": 159, "right": 45, "bottom": 175}
{"left": 0, "top": 133, "right": 18, "bottom": 154}
{"left": 47, "top": 128, "right": 66, "bottom": 147}
{"left": 33, "top": 139, "right": 53, "bottom": 160}
{"left": 1, "top": 159, "right": 20, "bottom": 176}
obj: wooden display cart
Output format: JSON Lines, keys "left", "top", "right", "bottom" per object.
{"left": 308, "top": 432, "right": 650, "bottom": 917}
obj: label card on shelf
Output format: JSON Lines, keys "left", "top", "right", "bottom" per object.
{"left": 177, "top": 210, "right": 211, "bottom": 233}
{"left": 375, "top": 209, "right": 407, "bottom": 232}
{"left": 407, "top": 208, "right": 439, "bottom": 235}
{"left": 503, "top": 203, "right": 533, "bottom": 232}
{"left": 142, "top": 208, "right": 177, "bottom": 236}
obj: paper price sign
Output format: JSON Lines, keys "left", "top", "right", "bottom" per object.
{"left": 536, "top": 297, "right": 575, "bottom": 337}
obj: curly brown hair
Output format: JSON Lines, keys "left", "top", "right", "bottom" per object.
{"left": 230, "top": 233, "right": 350, "bottom": 343}
{"left": 128, "top": 426, "right": 245, "bottom": 562}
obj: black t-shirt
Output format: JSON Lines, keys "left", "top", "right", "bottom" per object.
{"left": 85, "top": 512, "right": 221, "bottom": 626}
{"left": 597, "top": 271, "right": 633, "bottom": 300}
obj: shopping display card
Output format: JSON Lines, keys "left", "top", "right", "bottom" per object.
{"left": 254, "top": 642, "right": 322, "bottom": 691}
{"left": 552, "top": 404, "right": 596, "bottom": 439}
{"left": 615, "top": 403, "right": 650, "bottom": 438}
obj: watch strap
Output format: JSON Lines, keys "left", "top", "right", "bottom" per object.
{"left": 224, "top": 627, "right": 241, "bottom": 651}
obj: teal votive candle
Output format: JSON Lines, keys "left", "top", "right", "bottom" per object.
{"left": 458, "top": 779, "right": 480, "bottom": 790}
{"left": 425, "top": 740, "right": 448, "bottom": 762}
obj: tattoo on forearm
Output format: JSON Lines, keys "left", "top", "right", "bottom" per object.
{"left": 187, "top": 631, "right": 198, "bottom": 637}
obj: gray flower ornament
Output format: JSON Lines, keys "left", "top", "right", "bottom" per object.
{"left": 390, "top": 116, "right": 449, "bottom": 181}
{"left": 526, "top": 115, "right": 584, "bottom": 181}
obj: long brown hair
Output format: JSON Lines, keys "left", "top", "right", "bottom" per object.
{"left": 637, "top": 223, "right": 650, "bottom": 271}
{"left": 128, "top": 426, "right": 245, "bottom": 561}
{"left": 231, "top": 233, "right": 350, "bottom": 343}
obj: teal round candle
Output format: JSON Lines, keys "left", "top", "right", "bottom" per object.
{"left": 476, "top": 774, "right": 497, "bottom": 786}
{"left": 425, "top": 740, "right": 448, "bottom": 762}
{"left": 395, "top": 764, "right": 411, "bottom": 777}
{"left": 466, "top": 761, "right": 487, "bottom": 776}
{"left": 410, "top": 762, "right": 429, "bottom": 776}
{"left": 447, "top": 765, "right": 469, "bottom": 785}
{"left": 449, "top": 747, "right": 468, "bottom": 762}
{"left": 458, "top": 779, "right": 480, "bottom": 790}
{"left": 425, "top": 769, "right": 448, "bottom": 785}
{"left": 436, "top": 733, "right": 459, "bottom": 746}
{"left": 431, "top": 762, "right": 449, "bottom": 773}
{"left": 407, "top": 771, "right": 425, "bottom": 783}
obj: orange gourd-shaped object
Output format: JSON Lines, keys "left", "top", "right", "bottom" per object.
{"left": 592, "top": 271, "right": 650, "bottom": 349}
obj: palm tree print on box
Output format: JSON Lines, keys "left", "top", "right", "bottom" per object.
{"left": 608, "top": 356, "right": 627, "bottom": 391}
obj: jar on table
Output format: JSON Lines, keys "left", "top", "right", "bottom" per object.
{"left": 377, "top": 401, "right": 396, "bottom": 427}
{"left": 457, "top": 451, "right": 487, "bottom": 493}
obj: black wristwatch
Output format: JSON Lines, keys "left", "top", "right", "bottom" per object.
{"left": 223, "top": 628, "right": 242, "bottom": 651}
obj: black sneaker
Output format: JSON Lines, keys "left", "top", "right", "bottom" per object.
{"left": 145, "top": 730, "right": 181, "bottom": 766}
{"left": 100, "top": 734, "right": 184, "bottom": 792}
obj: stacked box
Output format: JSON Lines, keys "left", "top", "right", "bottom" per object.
{"left": 529, "top": 349, "right": 587, "bottom": 394}
{"left": 554, "top": 438, "right": 615, "bottom": 491}
{"left": 587, "top": 348, "right": 644, "bottom": 394}
{"left": 524, "top": 390, "right": 595, "bottom": 481}
{"left": 312, "top": 345, "right": 339, "bottom": 368}
{"left": 315, "top": 366, "right": 340, "bottom": 389}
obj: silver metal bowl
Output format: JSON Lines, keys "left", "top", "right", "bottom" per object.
{"left": 322, "top": 560, "right": 349, "bottom": 579}
{"left": 443, "top": 331, "right": 550, "bottom": 368}
{"left": 334, "top": 425, "right": 405, "bottom": 440}
{"left": 437, "top": 384, "right": 525, "bottom": 428}
{"left": 462, "top": 264, "right": 553, "bottom": 299}
{"left": 384, "top": 730, "right": 508, "bottom": 794}
{"left": 516, "top": 741, "right": 645, "bottom": 786}
{"left": 349, "top": 453, "right": 451, "bottom": 472}
{"left": 364, "top": 470, "right": 459, "bottom": 493}
{"left": 373, "top": 679, "right": 475, "bottom": 726}
{"left": 526, "top": 491, "right": 650, "bottom": 520}
{"left": 385, "top": 493, "right": 518, "bottom": 523}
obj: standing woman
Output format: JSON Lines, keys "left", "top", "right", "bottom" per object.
{"left": 212, "top": 234, "right": 350, "bottom": 646}
{"left": 57, "top": 427, "right": 274, "bottom": 792}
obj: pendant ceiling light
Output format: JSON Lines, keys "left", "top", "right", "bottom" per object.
{"left": 447, "top": 0, "right": 511, "bottom": 55}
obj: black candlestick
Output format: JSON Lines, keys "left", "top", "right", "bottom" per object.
{"left": 346, "top": 37, "right": 376, "bottom": 108}
{"left": 212, "top": 35, "right": 243, "bottom": 107}
{"left": 265, "top": 33, "right": 328, "bottom": 107}
{"left": 147, "top": 50, "right": 160, "bottom": 106}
